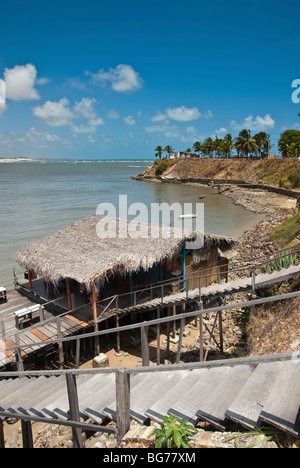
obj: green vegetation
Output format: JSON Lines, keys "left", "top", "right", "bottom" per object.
{"left": 154, "top": 415, "right": 196, "bottom": 448}
{"left": 154, "top": 128, "right": 300, "bottom": 160}
{"left": 155, "top": 129, "right": 271, "bottom": 159}
{"left": 278, "top": 129, "right": 300, "bottom": 158}
{"left": 155, "top": 160, "right": 169, "bottom": 175}
{"left": 268, "top": 213, "right": 300, "bottom": 247}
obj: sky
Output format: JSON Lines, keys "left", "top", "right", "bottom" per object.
{"left": 0, "top": 0, "right": 300, "bottom": 159}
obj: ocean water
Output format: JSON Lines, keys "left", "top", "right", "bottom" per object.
{"left": 0, "top": 159, "right": 262, "bottom": 288}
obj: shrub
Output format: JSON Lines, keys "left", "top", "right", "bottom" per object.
{"left": 155, "top": 160, "right": 169, "bottom": 175}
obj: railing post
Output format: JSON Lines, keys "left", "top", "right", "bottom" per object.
{"left": 176, "top": 318, "right": 185, "bottom": 364}
{"left": 252, "top": 266, "right": 256, "bottom": 296}
{"left": 141, "top": 324, "right": 149, "bottom": 366}
{"left": 116, "top": 369, "right": 130, "bottom": 446}
{"left": 0, "top": 419, "right": 5, "bottom": 449}
{"left": 156, "top": 307, "right": 160, "bottom": 364}
{"left": 66, "top": 373, "right": 83, "bottom": 448}
{"left": 21, "top": 420, "right": 33, "bottom": 448}
{"left": 75, "top": 337, "right": 80, "bottom": 368}
{"left": 198, "top": 301, "right": 204, "bottom": 362}
{"left": 57, "top": 317, "right": 64, "bottom": 368}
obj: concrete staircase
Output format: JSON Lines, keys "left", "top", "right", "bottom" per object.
{"left": 0, "top": 356, "right": 299, "bottom": 438}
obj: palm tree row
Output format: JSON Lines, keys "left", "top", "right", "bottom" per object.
{"left": 155, "top": 130, "right": 271, "bottom": 159}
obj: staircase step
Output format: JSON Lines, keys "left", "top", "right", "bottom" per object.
{"left": 146, "top": 368, "right": 226, "bottom": 425}
{"left": 258, "top": 361, "right": 300, "bottom": 437}
{"left": 167, "top": 366, "right": 235, "bottom": 427}
{"left": 128, "top": 370, "right": 191, "bottom": 424}
{"left": 195, "top": 365, "right": 254, "bottom": 430}
{"left": 225, "top": 361, "right": 283, "bottom": 430}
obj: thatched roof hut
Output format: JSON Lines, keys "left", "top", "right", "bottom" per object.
{"left": 14, "top": 215, "right": 235, "bottom": 290}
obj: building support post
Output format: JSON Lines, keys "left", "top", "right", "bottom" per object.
{"left": 28, "top": 270, "right": 33, "bottom": 290}
{"left": 92, "top": 284, "right": 100, "bottom": 355}
{"left": 66, "top": 277, "right": 72, "bottom": 310}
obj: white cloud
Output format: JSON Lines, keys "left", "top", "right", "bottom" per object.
{"left": 230, "top": 114, "right": 275, "bottom": 132}
{"left": 4, "top": 64, "right": 41, "bottom": 101}
{"left": 151, "top": 111, "right": 167, "bottom": 122}
{"left": 203, "top": 110, "right": 213, "bottom": 119}
{"left": 26, "top": 127, "right": 63, "bottom": 143}
{"left": 32, "top": 98, "right": 74, "bottom": 126}
{"left": 186, "top": 125, "right": 197, "bottom": 134}
{"left": 108, "top": 109, "right": 120, "bottom": 119}
{"left": 71, "top": 124, "right": 97, "bottom": 134}
{"left": 215, "top": 127, "right": 227, "bottom": 135}
{"left": 165, "top": 106, "right": 201, "bottom": 122}
{"left": 74, "top": 97, "right": 98, "bottom": 120}
{"left": 88, "top": 117, "right": 104, "bottom": 126}
{"left": 123, "top": 115, "right": 136, "bottom": 126}
{"left": 32, "top": 96, "right": 104, "bottom": 129}
{"left": 89, "top": 64, "right": 143, "bottom": 93}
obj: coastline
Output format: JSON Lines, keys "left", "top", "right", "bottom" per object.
{"left": 133, "top": 171, "right": 297, "bottom": 262}
{"left": 0, "top": 157, "right": 40, "bottom": 163}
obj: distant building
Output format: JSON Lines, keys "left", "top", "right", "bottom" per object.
{"left": 169, "top": 151, "right": 198, "bottom": 159}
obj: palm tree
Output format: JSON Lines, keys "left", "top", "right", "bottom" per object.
{"left": 163, "top": 145, "right": 174, "bottom": 158}
{"left": 253, "top": 132, "right": 271, "bottom": 158}
{"left": 222, "top": 133, "right": 234, "bottom": 158}
{"left": 155, "top": 145, "right": 163, "bottom": 159}
{"left": 192, "top": 141, "right": 202, "bottom": 157}
{"left": 214, "top": 136, "right": 223, "bottom": 158}
{"left": 201, "top": 137, "right": 214, "bottom": 158}
{"left": 234, "top": 129, "right": 258, "bottom": 158}
{"left": 278, "top": 130, "right": 300, "bottom": 158}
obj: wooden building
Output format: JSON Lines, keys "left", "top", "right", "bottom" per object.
{"left": 14, "top": 216, "right": 235, "bottom": 320}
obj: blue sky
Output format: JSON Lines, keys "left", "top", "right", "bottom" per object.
{"left": 0, "top": 0, "right": 299, "bottom": 159}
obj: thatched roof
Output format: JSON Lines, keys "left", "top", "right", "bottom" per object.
{"left": 14, "top": 215, "right": 235, "bottom": 289}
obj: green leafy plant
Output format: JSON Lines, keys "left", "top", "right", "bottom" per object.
{"left": 154, "top": 415, "right": 196, "bottom": 448}
{"left": 226, "top": 425, "right": 282, "bottom": 448}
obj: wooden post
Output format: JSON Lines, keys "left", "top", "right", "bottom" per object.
{"left": 116, "top": 369, "right": 130, "bottom": 446}
{"left": 0, "top": 420, "right": 5, "bottom": 449}
{"left": 141, "top": 324, "right": 149, "bottom": 366}
{"left": 21, "top": 420, "right": 33, "bottom": 448}
{"left": 116, "top": 314, "right": 120, "bottom": 353}
{"left": 199, "top": 301, "right": 204, "bottom": 362}
{"left": 28, "top": 270, "right": 33, "bottom": 290}
{"left": 176, "top": 318, "right": 185, "bottom": 364}
{"left": 66, "top": 277, "right": 72, "bottom": 309}
{"left": 0, "top": 320, "right": 5, "bottom": 340}
{"left": 75, "top": 337, "right": 80, "bottom": 368}
{"left": 57, "top": 318, "right": 64, "bottom": 368}
{"left": 219, "top": 312, "right": 224, "bottom": 354}
{"left": 66, "top": 374, "right": 83, "bottom": 448}
{"left": 156, "top": 307, "right": 160, "bottom": 364}
{"left": 92, "top": 284, "right": 97, "bottom": 323}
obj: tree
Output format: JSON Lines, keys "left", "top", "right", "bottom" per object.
{"left": 192, "top": 141, "right": 202, "bottom": 157}
{"left": 253, "top": 132, "right": 271, "bottom": 158}
{"left": 155, "top": 145, "right": 163, "bottom": 159}
{"left": 278, "top": 130, "right": 300, "bottom": 158}
{"left": 163, "top": 145, "right": 174, "bottom": 158}
{"left": 222, "top": 133, "right": 234, "bottom": 158}
{"left": 234, "top": 129, "right": 258, "bottom": 158}
{"left": 201, "top": 137, "right": 214, "bottom": 158}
